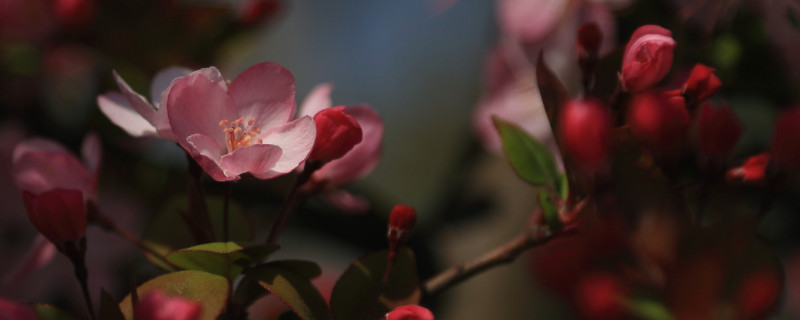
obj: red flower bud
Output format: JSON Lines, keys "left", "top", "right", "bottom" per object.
{"left": 0, "top": 298, "right": 38, "bottom": 320}
{"left": 735, "top": 269, "right": 781, "bottom": 320}
{"left": 620, "top": 25, "right": 676, "bottom": 93}
{"left": 387, "top": 204, "right": 417, "bottom": 246}
{"left": 559, "top": 99, "right": 612, "bottom": 172}
{"left": 576, "top": 273, "right": 626, "bottom": 319}
{"left": 54, "top": 0, "right": 95, "bottom": 27}
{"left": 628, "top": 91, "right": 689, "bottom": 154}
{"left": 385, "top": 305, "right": 434, "bottom": 320}
{"left": 136, "top": 290, "right": 203, "bottom": 320}
{"left": 726, "top": 153, "right": 771, "bottom": 184}
{"left": 771, "top": 106, "right": 800, "bottom": 170}
{"left": 683, "top": 64, "right": 722, "bottom": 104}
{"left": 697, "top": 103, "right": 743, "bottom": 161}
{"left": 238, "top": 0, "right": 282, "bottom": 25}
{"left": 22, "top": 189, "right": 87, "bottom": 245}
{"left": 309, "top": 106, "right": 363, "bottom": 163}
{"left": 577, "top": 23, "right": 603, "bottom": 56}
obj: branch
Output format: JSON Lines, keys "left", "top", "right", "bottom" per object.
{"left": 422, "top": 225, "right": 576, "bottom": 296}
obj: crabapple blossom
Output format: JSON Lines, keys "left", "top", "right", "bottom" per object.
{"left": 387, "top": 204, "right": 417, "bottom": 247}
{"left": 307, "top": 106, "right": 362, "bottom": 163}
{"left": 166, "top": 62, "right": 316, "bottom": 181}
{"left": 559, "top": 99, "right": 612, "bottom": 172}
{"left": 683, "top": 64, "right": 722, "bottom": 105}
{"left": 620, "top": 25, "right": 676, "bottom": 92}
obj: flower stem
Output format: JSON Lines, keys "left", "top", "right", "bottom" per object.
{"left": 223, "top": 183, "right": 232, "bottom": 243}
{"left": 62, "top": 238, "right": 95, "bottom": 320}
{"left": 266, "top": 161, "right": 323, "bottom": 245}
{"left": 422, "top": 224, "right": 577, "bottom": 297}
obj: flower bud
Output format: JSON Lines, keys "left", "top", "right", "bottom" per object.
{"left": 308, "top": 106, "right": 363, "bottom": 163}
{"left": 0, "top": 298, "right": 38, "bottom": 320}
{"left": 384, "top": 305, "right": 434, "bottom": 320}
{"left": 771, "top": 106, "right": 800, "bottom": 170}
{"left": 558, "top": 99, "right": 612, "bottom": 172}
{"left": 628, "top": 91, "right": 689, "bottom": 154}
{"left": 387, "top": 204, "right": 417, "bottom": 246}
{"left": 726, "top": 153, "right": 771, "bottom": 185}
{"left": 697, "top": 103, "right": 743, "bottom": 161}
{"left": 22, "top": 189, "right": 87, "bottom": 245}
{"left": 136, "top": 290, "right": 203, "bottom": 320}
{"left": 577, "top": 23, "right": 603, "bottom": 56}
{"left": 238, "top": 0, "right": 282, "bottom": 26}
{"left": 620, "top": 25, "right": 676, "bottom": 93}
{"left": 576, "top": 273, "right": 626, "bottom": 319}
{"left": 683, "top": 64, "right": 722, "bottom": 104}
{"left": 54, "top": 0, "right": 95, "bottom": 27}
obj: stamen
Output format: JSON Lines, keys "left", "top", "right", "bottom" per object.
{"left": 219, "top": 116, "right": 263, "bottom": 154}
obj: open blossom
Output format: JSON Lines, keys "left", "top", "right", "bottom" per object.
{"left": 298, "top": 83, "right": 384, "bottom": 211}
{"left": 167, "top": 62, "right": 316, "bottom": 181}
{"left": 621, "top": 25, "right": 676, "bottom": 93}
{"left": 97, "top": 67, "right": 192, "bottom": 140}
{"left": 136, "top": 290, "right": 203, "bottom": 320}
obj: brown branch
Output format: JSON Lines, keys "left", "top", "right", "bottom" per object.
{"left": 422, "top": 225, "right": 576, "bottom": 297}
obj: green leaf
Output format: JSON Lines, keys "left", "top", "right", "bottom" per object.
{"left": 493, "top": 117, "right": 562, "bottom": 192}
{"left": 165, "top": 242, "right": 279, "bottom": 280}
{"left": 143, "top": 195, "right": 255, "bottom": 270}
{"left": 330, "top": 247, "right": 420, "bottom": 320}
{"left": 233, "top": 260, "right": 321, "bottom": 310}
{"left": 32, "top": 304, "right": 80, "bottom": 320}
{"left": 101, "top": 289, "right": 125, "bottom": 320}
{"left": 537, "top": 190, "right": 562, "bottom": 232}
{"left": 536, "top": 52, "right": 569, "bottom": 132}
{"left": 558, "top": 173, "right": 569, "bottom": 200}
{"left": 119, "top": 270, "right": 229, "bottom": 320}
{"left": 245, "top": 262, "right": 331, "bottom": 320}
{"left": 626, "top": 298, "right": 673, "bottom": 320}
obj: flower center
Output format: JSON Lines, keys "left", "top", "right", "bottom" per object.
{"left": 219, "top": 117, "right": 262, "bottom": 153}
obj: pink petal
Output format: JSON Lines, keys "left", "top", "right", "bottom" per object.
{"left": 22, "top": 189, "right": 87, "bottom": 244}
{"left": 150, "top": 66, "right": 193, "bottom": 110}
{"left": 219, "top": 144, "right": 283, "bottom": 178}
{"left": 323, "top": 189, "right": 370, "bottom": 214}
{"left": 81, "top": 132, "right": 102, "bottom": 178}
{"left": 97, "top": 92, "right": 158, "bottom": 137}
{"left": 113, "top": 70, "right": 158, "bottom": 125}
{"left": 298, "top": 83, "right": 333, "bottom": 118}
{"left": 228, "top": 62, "right": 297, "bottom": 130}
{"left": 12, "top": 141, "right": 93, "bottom": 195}
{"left": 2, "top": 235, "right": 56, "bottom": 284}
{"left": 186, "top": 133, "right": 230, "bottom": 181}
{"left": 498, "top": 0, "right": 570, "bottom": 43}
{"left": 168, "top": 69, "right": 238, "bottom": 156}
{"left": 314, "top": 106, "right": 383, "bottom": 187}
{"left": 252, "top": 116, "right": 316, "bottom": 179}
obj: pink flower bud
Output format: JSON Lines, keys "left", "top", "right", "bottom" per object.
{"left": 238, "top": 0, "right": 282, "bottom": 25}
{"left": 726, "top": 153, "right": 771, "bottom": 185}
{"left": 559, "top": 99, "right": 612, "bottom": 172}
{"left": 577, "top": 23, "right": 603, "bottom": 55}
{"left": 628, "top": 91, "right": 689, "bottom": 154}
{"left": 620, "top": 25, "right": 676, "bottom": 93}
{"left": 309, "top": 106, "right": 363, "bottom": 163}
{"left": 387, "top": 204, "right": 417, "bottom": 245}
{"left": 683, "top": 64, "right": 722, "bottom": 104}
{"left": 697, "top": 103, "right": 743, "bottom": 161}
{"left": 384, "top": 305, "right": 434, "bottom": 320}
{"left": 22, "top": 189, "right": 87, "bottom": 245}
{"left": 136, "top": 290, "right": 203, "bottom": 320}
{"left": 771, "top": 106, "right": 800, "bottom": 170}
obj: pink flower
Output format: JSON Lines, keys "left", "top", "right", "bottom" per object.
{"left": 308, "top": 106, "right": 363, "bottom": 163}
{"left": 97, "top": 67, "right": 193, "bottom": 140}
{"left": 620, "top": 25, "right": 676, "bottom": 93}
{"left": 12, "top": 134, "right": 101, "bottom": 201}
{"left": 385, "top": 305, "right": 434, "bottom": 320}
{"left": 136, "top": 290, "right": 203, "bottom": 320}
{"left": 298, "top": 84, "right": 384, "bottom": 211}
{"left": 167, "top": 62, "right": 316, "bottom": 181}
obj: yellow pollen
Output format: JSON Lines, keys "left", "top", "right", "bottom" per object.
{"left": 220, "top": 117, "right": 261, "bottom": 153}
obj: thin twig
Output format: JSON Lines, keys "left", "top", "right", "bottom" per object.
{"left": 422, "top": 226, "right": 577, "bottom": 297}
{"left": 266, "top": 161, "right": 322, "bottom": 245}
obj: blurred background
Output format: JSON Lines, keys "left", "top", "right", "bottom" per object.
{"left": 3, "top": 0, "right": 800, "bottom": 319}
